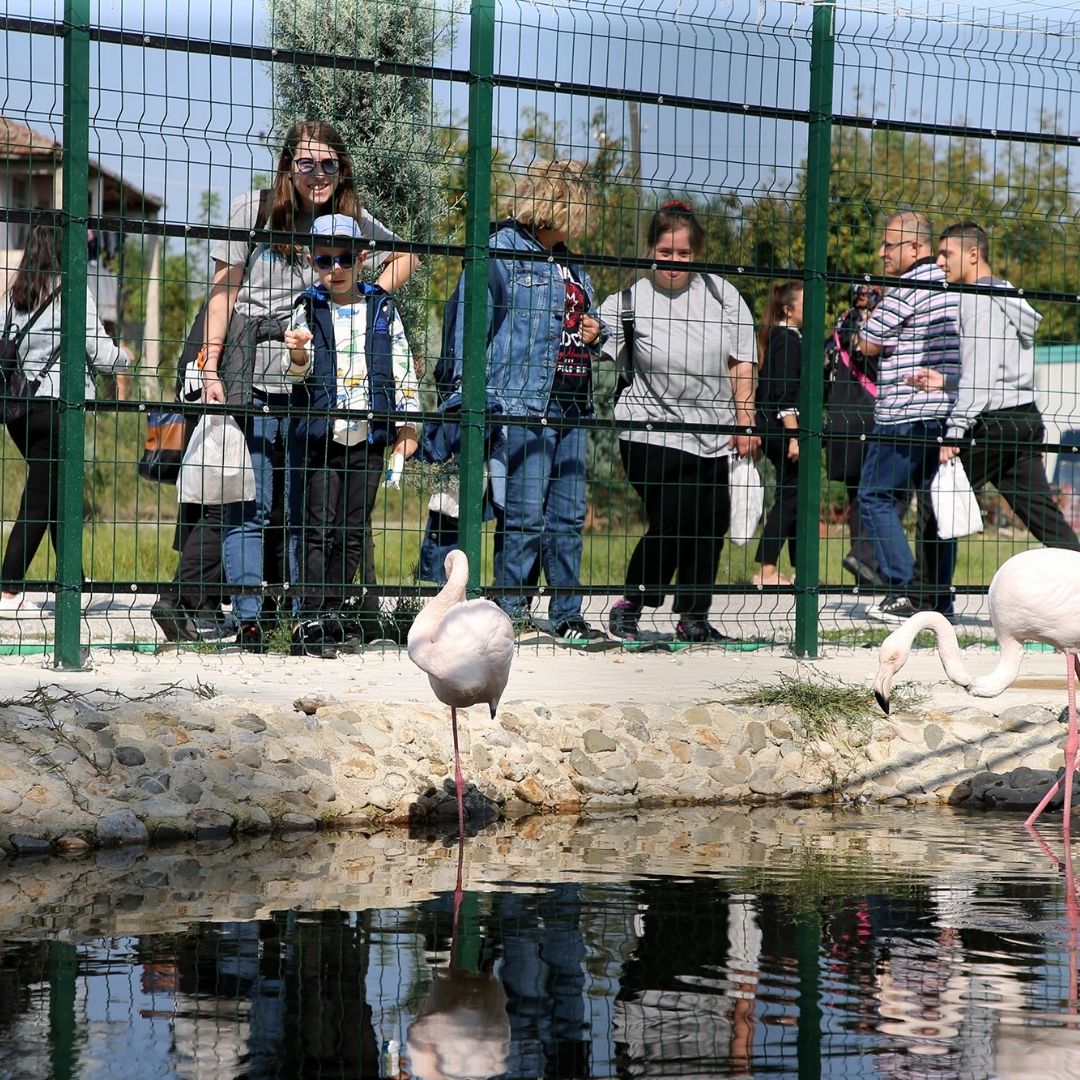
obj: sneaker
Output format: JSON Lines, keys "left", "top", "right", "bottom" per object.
{"left": 608, "top": 599, "right": 642, "bottom": 640}
{"left": 675, "top": 619, "right": 737, "bottom": 644}
{"left": 236, "top": 622, "right": 266, "bottom": 654}
{"left": 553, "top": 617, "right": 608, "bottom": 645}
{"left": 866, "top": 595, "right": 918, "bottom": 624}
{"left": 0, "top": 594, "right": 43, "bottom": 618}
{"left": 151, "top": 598, "right": 199, "bottom": 642}
{"left": 291, "top": 621, "right": 337, "bottom": 659}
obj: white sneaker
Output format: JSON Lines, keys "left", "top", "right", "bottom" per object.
{"left": 0, "top": 595, "right": 44, "bottom": 617}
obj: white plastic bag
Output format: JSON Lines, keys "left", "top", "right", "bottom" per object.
{"left": 930, "top": 457, "right": 984, "bottom": 540}
{"left": 729, "top": 455, "right": 764, "bottom": 546}
{"left": 178, "top": 415, "right": 256, "bottom": 505}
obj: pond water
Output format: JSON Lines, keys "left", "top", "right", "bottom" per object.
{"left": 0, "top": 807, "right": 1079, "bottom": 1078}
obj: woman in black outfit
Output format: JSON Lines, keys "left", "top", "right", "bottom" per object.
{"left": 753, "top": 280, "right": 803, "bottom": 587}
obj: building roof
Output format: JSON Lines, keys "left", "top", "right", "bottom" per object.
{"left": 0, "top": 116, "right": 164, "bottom": 215}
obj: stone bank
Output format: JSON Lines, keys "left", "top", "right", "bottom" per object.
{"left": 0, "top": 678, "right": 1073, "bottom": 856}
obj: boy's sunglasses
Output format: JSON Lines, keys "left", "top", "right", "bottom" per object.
{"left": 312, "top": 252, "right": 357, "bottom": 270}
{"left": 293, "top": 157, "right": 340, "bottom": 176}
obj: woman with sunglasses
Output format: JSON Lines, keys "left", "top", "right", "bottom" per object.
{"left": 199, "top": 119, "right": 418, "bottom": 652}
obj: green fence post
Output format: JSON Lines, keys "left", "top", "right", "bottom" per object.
{"left": 55, "top": 0, "right": 91, "bottom": 669}
{"left": 48, "top": 940, "right": 78, "bottom": 1079}
{"left": 459, "top": 0, "right": 495, "bottom": 594}
{"left": 795, "top": 910, "right": 822, "bottom": 1080}
{"left": 794, "top": 0, "right": 835, "bottom": 658}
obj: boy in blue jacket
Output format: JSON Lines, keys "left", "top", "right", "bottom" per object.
{"left": 284, "top": 214, "right": 419, "bottom": 656}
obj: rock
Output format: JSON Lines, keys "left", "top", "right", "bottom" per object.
{"left": 172, "top": 747, "right": 206, "bottom": 763}
{"left": 232, "top": 713, "right": 267, "bottom": 734}
{"left": 308, "top": 780, "right": 337, "bottom": 804}
{"left": 513, "top": 777, "right": 549, "bottom": 805}
{"left": 280, "top": 813, "right": 317, "bottom": 831}
{"left": 293, "top": 697, "right": 328, "bottom": 716}
{"left": 96, "top": 810, "right": 149, "bottom": 847}
{"left": 583, "top": 729, "right": 616, "bottom": 753}
{"left": 634, "top": 760, "right": 665, "bottom": 781}
{"left": 10, "top": 834, "right": 52, "bottom": 856}
{"left": 0, "top": 786, "right": 22, "bottom": 814}
{"left": 192, "top": 809, "right": 234, "bottom": 838}
{"left": 567, "top": 749, "right": 601, "bottom": 777}
{"left": 238, "top": 805, "right": 272, "bottom": 832}
{"left": 141, "top": 796, "right": 192, "bottom": 821}
{"left": 743, "top": 721, "right": 768, "bottom": 754}
{"left": 181, "top": 716, "right": 215, "bottom": 732}
{"left": 114, "top": 746, "right": 146, "bottom": 767}
{"left": 769, "top": 718, "right": 795, "bottom": 742}
{"left": 299, "top": 755, "right": 333, "bottom": 776}
{"left": 154, "top": 822, "right": 195, "bottom": 843}
{"left": 135, "top": 775, "right": 169, "bottom": 795}
{"left": 76, "top": 715, "right": 109, "bottom": 732}
{"left": 55, "top": 834, "right": 90, "bottom": 855}
{"left": 48, "top": 746, "right": 79, "bottom": 766}
{"left": 174, "top": 782, "right": 203, "bottom": 805}
{"left": 923, "top": 723, "right": 945, "bottom": 750}
{"left": 233, "top": 747, "right": 261, "bottom": 769}
{"left": 91, "top": 750, "right": 113, "bottom": 771}
{"left": 748, "top": 768, "right": 781, "bottom": 796}
{"left": 602, "top": 766, "right": 639, "bottom": 795}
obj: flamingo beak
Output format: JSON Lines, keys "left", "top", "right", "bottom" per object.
{"left": 873, "top": 666, "right": 892, "bottom": 715}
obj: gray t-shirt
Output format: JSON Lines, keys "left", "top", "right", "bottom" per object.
{"left": 598, "top": 273, "right": 756, "bottom": 457}
{"left": 209, "top": 190, "right": 402, "bottom": 394}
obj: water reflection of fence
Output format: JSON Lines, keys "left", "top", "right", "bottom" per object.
{"left": 1, "top": 809, "right": 1078, "bottom": 1076}
{"left": 5, "top": 2, "right": 1080, "bottom": 663}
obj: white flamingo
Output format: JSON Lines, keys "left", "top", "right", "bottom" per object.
{"left": 873, "top": 547, "right": 1080, "bottom": 830}
{"left": 407, "top": 550, "right": 514, "bottom": 833}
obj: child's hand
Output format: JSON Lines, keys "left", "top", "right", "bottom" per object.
{"left": 284, "top": 328, "right": 313, "bottom": 351}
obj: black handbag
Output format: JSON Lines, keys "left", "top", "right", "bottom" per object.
{"left": 0, "top": 286, "right": 62, "bottom": 423}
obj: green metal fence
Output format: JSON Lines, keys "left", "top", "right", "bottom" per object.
{"left": 3, "top": 0, "right": 1080, "bottom": 665}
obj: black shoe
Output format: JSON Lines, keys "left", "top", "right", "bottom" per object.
{"left": 608, "top": 600, "right": 642, "bottom": 640}
{"left": 291, "top": 621, "right": 337, "bottom": 659}
{"left": 553, "top": 617, "right": 608, "bottom": 645}
{"left": 866, "top": 595, "right": 918, "bottom": 624}
{"left": 151, "top": 598, "right": 198, "bottom": 643}
{"left": 236, "top": 622, "right": 266, "bottom": 654}
{"left": 675, "top": 619, "right": 737, "bottom": 644}
{"left": 842, "top": 552, "right": 886, "bottom": 588}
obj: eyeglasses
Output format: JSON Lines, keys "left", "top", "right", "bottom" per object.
{"left": 294, "top": 157, "right": 340, "bottom": 176}
{"left": 312, "top": 252, "right": 357, "bottom": 270}
{"left": 880, "top": 239, "right": 907, "bottom": 252}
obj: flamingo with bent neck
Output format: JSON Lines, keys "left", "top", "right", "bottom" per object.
{"left": 873, "top": 547, "right": 1080, "bottom": 831}
{"left": 407, "top": 550, "right": 514, "bottom": 834}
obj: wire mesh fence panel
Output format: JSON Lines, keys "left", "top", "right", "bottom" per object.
{"left": 3, "top": 0, "right": 1080, "bottom": 659}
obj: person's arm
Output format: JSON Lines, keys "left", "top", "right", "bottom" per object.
{"left": 374, "top": 251, "right": 420, "bottom": 293}
{"left": 728, "top": 358, "right": 758, "bottom": 458}
{"left": 84, "top": 288, "right": 131, "bottom": 373}
{"left": 201, "top": 261, "right": 244, "bottom": 403}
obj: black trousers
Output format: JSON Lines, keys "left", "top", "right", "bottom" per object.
{"left": 961, "top": 405, "right": 1080, "bottom": 551}
{"left": 299, "top": 438, "right": 383, "bottom": 616}
{"left": 1, "top": 401, "right": 65, "bottom": 590}
{"left": 619, "top": 439, "right": 729, "bottom": 617}
{"left": 162, "top": 502, "right": 226, "bottom": 613}
{"left": 755, "top": 432, "right": 799, "bottom": 569}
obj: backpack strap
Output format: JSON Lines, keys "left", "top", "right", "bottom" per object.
{"left": 833, "top": 328, "right": 878, "bottom": 399}
{"left": 620, "top": 287, "right": 635, "bottom": 375}
{"left": 4, "top": 284, "right": 63, "bottom": 355}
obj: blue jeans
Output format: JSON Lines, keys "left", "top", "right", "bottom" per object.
{"left": 496, "top": 407, "right": 587, "bottom": 627}
{"left": 858, "top": 419, "right": 956, "bottom": 598}
{"left": 222, "top": 393, "right": 303, "bottom": 623}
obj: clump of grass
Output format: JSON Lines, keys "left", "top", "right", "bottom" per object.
{"left": 718, "top": 671, "right": 926, "bottom": 746}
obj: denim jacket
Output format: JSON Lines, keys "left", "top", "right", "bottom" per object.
{"left": 450, "top": 220, "right": 605, "bottom": 418}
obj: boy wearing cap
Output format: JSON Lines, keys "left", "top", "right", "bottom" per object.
{"left": 284, "top": 214, "right": 420, "bottom": 656}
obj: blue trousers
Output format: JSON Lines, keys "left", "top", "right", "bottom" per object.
{"left": 858, "top": 419, "right": 956, "bottom": 600}
{"left": 496, "top": 409, "right": 587, "bottom": 626}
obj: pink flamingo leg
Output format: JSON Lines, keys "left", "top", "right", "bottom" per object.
{"left": 1027, "top": 652, "right": 1080, "bottom": 829}
{"left": 451, "top": 705, "right": 465, "bottom": 839}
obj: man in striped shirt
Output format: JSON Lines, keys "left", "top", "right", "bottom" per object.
{"left": 856, "top": 211, "right": 961, "bottom": 623}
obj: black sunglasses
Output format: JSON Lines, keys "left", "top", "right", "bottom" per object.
{"left": 312, "top": 252, "right": 357, "bottom": 270}
{"left": 294, "top": 157, "right": 340, "bottom": 176}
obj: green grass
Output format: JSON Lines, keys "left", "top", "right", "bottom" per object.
{"left": 718, "top": 671, "right": 927, "bottom": 744}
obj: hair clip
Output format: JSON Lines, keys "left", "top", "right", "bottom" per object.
{"left": 660, "top": 200, "right": 694, "bottom": 213}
